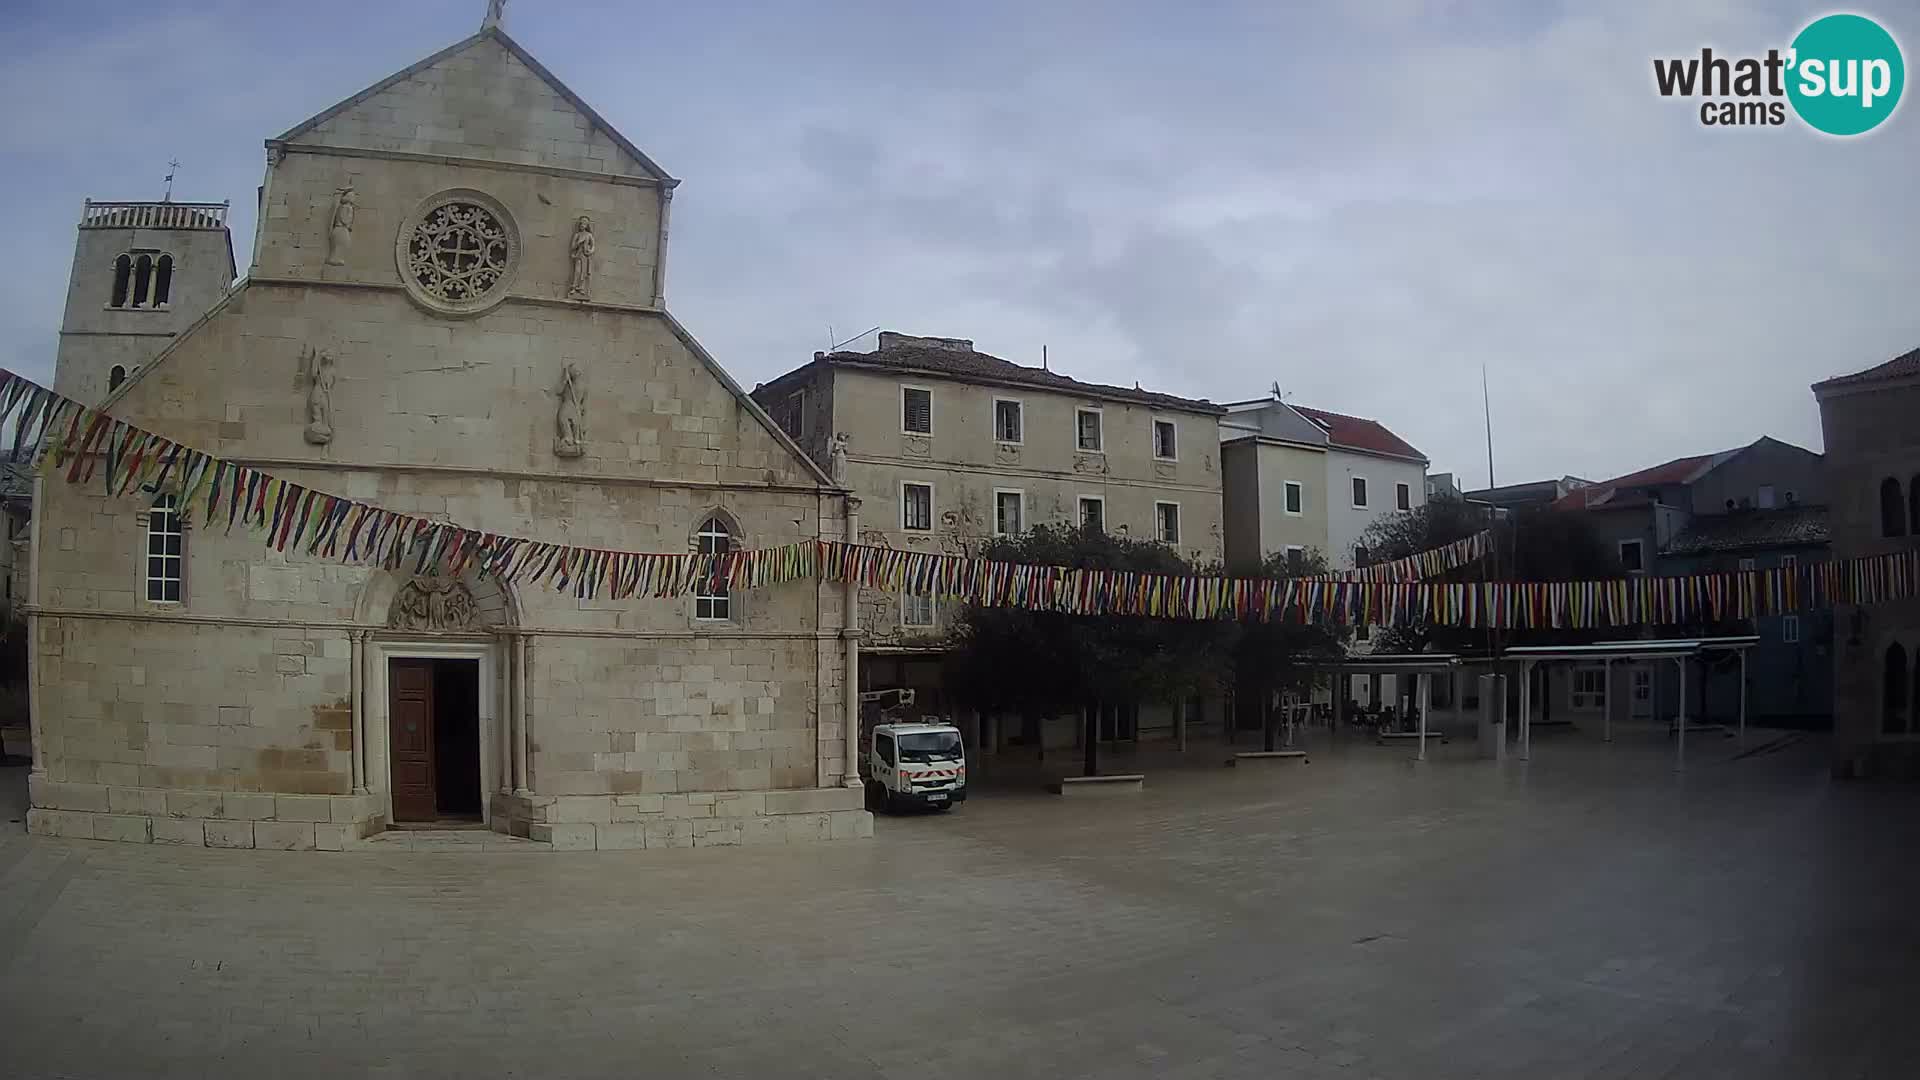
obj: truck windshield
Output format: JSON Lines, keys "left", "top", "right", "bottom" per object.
{"left": 896, "top": 731, "right": 962, "bottom": 762}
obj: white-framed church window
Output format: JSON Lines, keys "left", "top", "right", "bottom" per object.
{"left": 694, "top": 515, "right": 732, "bottom": 621}
{"left": 146, "top": 494, "right": 184, "bottom": 603}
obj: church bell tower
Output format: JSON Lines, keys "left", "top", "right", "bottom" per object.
{"left": 52, "top": 198, "right": 237, "bottom": 405}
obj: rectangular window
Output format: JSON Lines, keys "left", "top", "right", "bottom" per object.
{"left": 146, "top": 495, "right": 183, "bottom": 603}
{"left": 1152, "top": 419, "right": 1177, "bottom": 461}
{"left": 1355, "top": 623, "right": 1370, "bottom": 643}
{"left": 1078, "top": 496, "right": 1105, "bottom": 532}
{"left": 1076, "top": 408, "right": 1104, "bottom": 452}
{"left": 1284, "top": 481, "right": 1303, "bottom": 515}
{"left": 1619, "top": 539, "right": 1644, "bottom": 573}
{"left": 1738, "top": 557, "right": 1757, "bottom": 572}
{"left": 902, "top": 482, "right": 933, "bottom": 531}
{"left": 1758, "top": 485, "right": 1776, "bottom": 509}
{"left": 1571, "top": 667, "right": 1607, "bottom": 711}
{"left": 901, "top": 386, "right": 932, "bottom": 435}
{"left": 994, "top": 489, "right": 1024, "bottom": 536}
{"left": 1781, "top": 554, "right": 1799, "bottom": 572}
{"left": 1782, "top": 614, "right": 1801, "bottom": 643}
{"left": 1351, "top": 477, "right": 1368, "bottom": 508}
{"left": 901, "top": 592, "right": 936, "bottom": 628}
{"left": 1284, "top": 545, "right": 1305, "bottom": 573}
{"left": 779, "top": 389, "right": 807, "bottom": 439}
{"left": 1155, "top": 502, "right": 1181, "bottom": 544}
{"left": 993, "top": 398, "right": 1023, "bottom": 444}
{"left": 1396, "top": 482, "right": 1411, "bottom": 511}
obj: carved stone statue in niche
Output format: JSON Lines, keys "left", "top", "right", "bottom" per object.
{"left": 301, "top": 345, "right": 336, "bottom": 445}
{"left": 554, "top": 362, "right": 587, "bottom": 458}
{"left": 388, "top": 577, "right": 480, "bottom": 632}
{"left": 567, "top": 215, "right": 595, "bottom": 300}
{"left": 828, "top": 432, "right": 850, "bottom": 485}
{"left": 324, "top": 183, "right": 356, "bottom": 267}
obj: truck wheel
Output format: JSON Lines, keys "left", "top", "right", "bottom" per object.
{"left": 937, "top": 802, "right": 957, "bottom": 812}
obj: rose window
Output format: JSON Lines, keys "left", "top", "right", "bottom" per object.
{"left": 394, "top": 190, "right": 519, "bottom": 316}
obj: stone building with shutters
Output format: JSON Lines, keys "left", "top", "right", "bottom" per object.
{"left": 752, "top": 331, "right": 1226, "bottom": 744}
{"left": 24, "top": 8, "right": 870, "bottom": 848}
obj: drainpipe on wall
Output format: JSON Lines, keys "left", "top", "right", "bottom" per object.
{"left": 842, "top": 494, "right": 862, "bottom": 788}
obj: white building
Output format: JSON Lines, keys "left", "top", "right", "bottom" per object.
{"left": 1220, "top": 399, "right": 1429, "bottom": 569}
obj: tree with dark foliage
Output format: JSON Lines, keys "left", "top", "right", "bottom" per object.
{"left": 943, "top": 525, "right": 1235, "bottom": 776}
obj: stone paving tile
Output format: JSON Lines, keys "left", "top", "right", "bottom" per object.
{"left": 2, "top": 729, "right": 1918, "bottom": 1079}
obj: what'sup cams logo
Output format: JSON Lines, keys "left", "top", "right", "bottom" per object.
{"left": 1654, "top": 12, "right": 1904, "bottom": 134}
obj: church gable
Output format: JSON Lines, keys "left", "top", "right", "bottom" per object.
{"left": 276, "top": 30, "right": 671, "bottom": 182}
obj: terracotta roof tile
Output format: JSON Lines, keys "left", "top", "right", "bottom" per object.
{"left": 1287, "top": 405, "right": 1426, "bottom": 461}
{"left": 821, "top": 342, "right": 1223, "bottom": 413}
{"left": 1552, "top": 451, "right": 1733, "bottom": 510}
{"left": 1813, "top": 345, "right": 1920, "bottom": 391}
{"left": 1665, "top": 506, "right": 1830, "bottom": 554}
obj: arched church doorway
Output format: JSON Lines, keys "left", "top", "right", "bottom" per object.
{"left": 357, "top": 572, "right": 519, "bottom": 825}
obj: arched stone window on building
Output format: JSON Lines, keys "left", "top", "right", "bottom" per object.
{"left": 110, "top": 254, "right": 132, "bottom": 307}
{"left": 1880, "top": 477, "right": 1906, "bottom": 538}
{"left": 145, "top": 494, "right": 184, "bottom": 603}
{"left": 108, "top": 251, "right": 174, "bottom": 309}
{"left": 1886, "top": 643, "right": 1910, "bottom": 735}
{"left": 152, "top": 253, "right": 174, "bottom": 307}
{"left": 694, "top": 515, "right": 734, "bottom": 622}
{"left": 108, "top": 365, "right": 127, "bottom": 392}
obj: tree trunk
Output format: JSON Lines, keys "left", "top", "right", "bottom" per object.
{"left": 1083, "top": 703, "right": 1100, "bottom": 777}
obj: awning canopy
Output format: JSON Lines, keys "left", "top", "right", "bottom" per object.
{"left": 1500, "top": 635, "right": 1760, "bottom": 664}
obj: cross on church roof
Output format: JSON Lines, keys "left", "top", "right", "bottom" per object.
{"left": 482, "top": 0, "right": 506, "bottom": 31}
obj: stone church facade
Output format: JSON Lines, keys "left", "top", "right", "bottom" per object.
{"left": 25, "top": 19, "right": 870, "bottom": 848}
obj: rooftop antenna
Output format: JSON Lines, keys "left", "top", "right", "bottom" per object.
{"left": 1481, "top": 363, "right": 1496, "bottom": 489}
{"left": 829, "top": 326, "right": 880, "bottom": 352}
{"left": 163, "top": 158, "right": 180, "bottom": 202}
{"left": 1042, "top": 345, "right": 1048, "bottom": 371}
{"left": 1270, "top": 380, "right": 1282, "bottom": 400}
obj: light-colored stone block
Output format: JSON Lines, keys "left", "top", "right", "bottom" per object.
{"left": 255, "top": 821, "right": 317, "bottom": 851}
{"left": 548, "top": 796, "right": 613, "bottom": 824}
{"left": 828, "top": 810, "right": 874, "bottom": 841}
{"left": 763, "top": 787, "right": 864, "bottom": 816}
{"left": 205, "top": 820, "right": 256, "bottom": 849}
{"left": 108, "top": 787, "right": 167, "bottom": 817}
{"left": 643, "top": 819, "right": 692, "bottom": 849}
{"left": 274, "top": 794, "right": 334, "bottom": 822}
{"left": 223, "top": 793, "right": 277, "bottom": 820}
{"left": 92, "top": 814, "right": 154, "bottom": 843}
{"left": 153, "top": 818, "right": 208, "bottom": 846}
{"left": 29, "top": 777, "right": 111, "bottom": 814}
{"left": 528, "top": 823, "right": 596, "bottom": 851}
{"left": 314, "top": 824, "right": 354, "bottom": 851}
{"left": 166, "top": 790, "right": 223, "bottom": 819}
{"left": 26, "top": 808, "right": 94, "bottom": 839}
{"left": 594, "top": 823, "right": 645, "bottom": 850}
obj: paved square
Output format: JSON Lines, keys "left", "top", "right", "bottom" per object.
{"left": 3, "top": 731, "right": 1918, "bottom": 1079}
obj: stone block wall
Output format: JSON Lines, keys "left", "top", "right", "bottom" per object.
{"left": 27, "top": 775, "right": 381, "bottom": 850}
{"left": 492, "top": 786, "right": 871, "bottom": 850}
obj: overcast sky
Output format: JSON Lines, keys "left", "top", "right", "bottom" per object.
{"left": 3, "top": 0, "right": 1915, "bottom": 486}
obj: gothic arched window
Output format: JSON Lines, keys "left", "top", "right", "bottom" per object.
{"left": 153, "top": 254, "right": 174, "bottom": 306}
{"left": 1886, "top": 643, "right": 1910, "bottom": 735}
{"left": 110, "top": 254, "right": 132, "bottom": 307}
{"left": 130, "top": 253, "right": 154, "bottom": 308}
{"left": 694, "top": 515, "right": 733, "bottom": 621}
{"left": 109, "top": 365, "right": 127, "bottom": 392}
{"left": 146, "top": 494, "right": 184, "bottom": 603}
{"left": 1880, "top": 477, "right": 1906, "bottom": 538}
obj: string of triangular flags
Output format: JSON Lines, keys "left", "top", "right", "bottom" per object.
{"left": 3, "top": 368, "right": 1914, "bottom": 629}
{"left": 1341, "top": 531, "right": 1491, "bottom": 582}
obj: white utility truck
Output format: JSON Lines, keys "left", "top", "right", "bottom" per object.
{"left": 858, "top": 689, "right": 967, "bottom": 812}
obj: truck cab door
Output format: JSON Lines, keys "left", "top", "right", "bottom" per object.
{"left": 873, "top": 731, "right": 897, "bottom": 790}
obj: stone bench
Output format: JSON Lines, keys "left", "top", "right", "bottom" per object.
{"left": 1227, "top": 750, "right": 1309, "bottom": 766}
{"left": 1050, "top": 774, "right": 1146, "bottom": 796}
